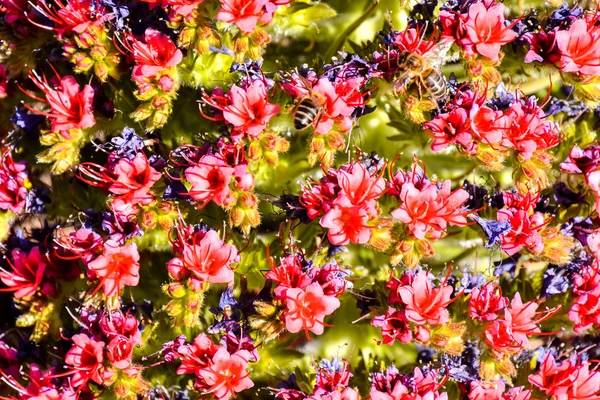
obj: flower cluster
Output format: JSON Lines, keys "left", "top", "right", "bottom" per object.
{"left": 4, "top": 0, "right": 600, "bottom": 399}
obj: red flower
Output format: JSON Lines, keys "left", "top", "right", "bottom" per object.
{"left": 87, "top": 240, "right": 140, "bottom": 297}
{"left": 397, "top": 270, "right": 456, "bottom": 325}
{"left": 0, "top": 64, "right": 7, "bottom": 98}
{"left": 108, "top": 153, "right": 161, "bottom": 205}
{"left": 265, "top": 254, "right": 312, "bottom": 299}
{"left": 469, "top": 283, "right": 508, "bottom": 322}
{"left": 568, "top": 289, "right": 600, "bottom": 334}
{"left": 502, "top": 387, "right": 531, "bottom": 400}
{"left": 469, "top": 380, "right": 505, "bottom": 400}
{"left": 25, "top": 72, "right": 95, "bottom": 132}
{"left": 505, "top": 293, "right": 559, "bottom": 346}
{"left": 463, "top": 1, "right": 517, "bottom": 61}
{"left": 176, "top": 333, "right": 219, "bottom": 375}
{"left": 216, "top": 0, "right": 275, "bottom": 33}
{"left": 391, "top": 180, "right": 470, "bottom": 240}
{"left": 393, "top": 27, "right": 437, "bottom": 55}
{"left": 126, "top": 28, "right": 183, "bottom": 81}
{"left": 285, "top": 282, "right": 341, "bottom": 338}
{"left": 64, "top": 333, "right": 105, "bottom": 388}
{"left": 337, "top": 162, "right": 385, "bottom": 215}
{"left": 555, "top": 18, "right": 600, "bottom": 76}
{"left": 528, "top": 353, "right": 578, "bottom": 400}
{"left": 484, "top": 319, "right": 521, "bottom": 353}
{"left": 185, "top": 154, "right": 236, "bottom": 207}
{"left": 320, "top": 195, "right": 372, "bottom": 245}
{"left": 0, "top": 247, "right": 53, "bottom": 299}
{"left": 371, "top": 307, "right": 413, "bottom": 345}
{"left": 497, "top": 209, "right": 545, "bottom": 256}
{"left": 197, "top": 348, "right": 254, "bottom": 400}
{"left": 106, "top": 335, "right": 134, "bottom": 369}
{"left": 221, "top": 81, "right": 280, "bottom": 139}
{"left": 0, "top": 148, "right": 29, "bottom": 213}
{"left": 181, "top": 230, "right": 239, "bottom": 284}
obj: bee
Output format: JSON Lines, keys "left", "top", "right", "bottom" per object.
{"left": 393, "top": 40, "right": 454, "bottom": 101}
{"left": 293, "top": 90, "right": 327, "bottom": 131}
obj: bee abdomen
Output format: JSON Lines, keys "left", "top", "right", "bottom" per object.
{"left": 423, "top": 70, "right": 447, "bottom": 100}
{"left": 294, "top": 98, "right": 319, "bottom": 130}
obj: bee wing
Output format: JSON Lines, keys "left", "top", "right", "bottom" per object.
{"left": 422, "top": 39, "right": 454, "bottom": 69}
{"left": 392, "top": 70, "right": 414, "bottom": 94}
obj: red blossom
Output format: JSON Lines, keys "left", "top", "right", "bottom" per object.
{"left": 469, "top": 283, "right": 508, "bottom": 322}
{"left": 86, "top": 240, "right": 140, "bottom": 297}
{"left": 0, "top": 247, "right": 54, "bottom": 299}
{"left": 24, "top": 71, "right": 95, "bottom": 132}
{"left": 555, "top": 18, "right": 600, "bottom": 76}
{"left": 320, "top": 195, "right": 372, "bottom": 245}
{"left": 125, "top": 28, "right": 183, "bottom": 81}
{"left": 216, "top": 0, "right": 277, "bottom": 33}
{"left": 109, "top": 153, "right": 162, "bottom": 205}
{"left": 265, "top": 254, "right": 312, "bottom": 299}
{"left": 371, "top": 307, "right": 413, "bottom": 345}
{"left": 197, "top": 348, "right": 254, "bottom": 400}
{"left": 284, "top": 282, "right": 340, "bottom": 338}
{"left": 181, "top": 230, "right": 239, "bottom": 284}
{"left": 392, "top": 27, "right": 437, "bottom": 55}
{"left": 176, "top": 333, "right": 219, "bottom": 376}
{"left": 64, "top": 333, "right": 105, "bottom": 388}
{"left": 0, "top": 148, "right": 29, "bottom": 213}
{"left": 391, "top": 179, "right": 470, "bottom": 240}
{"left": 219, "top": 80, "right": 281, "bottom": 140}
{"left": 462, "top": 1, "right": 517, "bottom": 61}
{"left": 185, "top": 154, "right": 236, "bottom": 207}
{"left": 528, "top": 353, "right": 600, "bottom": 400}
{"left": 397, "top": 270, "right": 456, "bottom": 325}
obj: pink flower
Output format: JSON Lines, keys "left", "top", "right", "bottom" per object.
{"left": 106, "top": 335, "right": 134, "bottom": 369}
{"left": 221, "top": 81, "right": 280, "bottom": 139}
{"left": 285, "top": 282, "right": 341, "bottom": 338}
{"left": 497, "top": 209, "right": 545, "bottom": 256}
{"left": 0, "top": 148, "right": 29, "bottom": 213}
{"left": 371, "top": 307, "right": 413, "bottom": 345}
{"left": 127, "top": 28, "right": 183, "bottom": 80}
{"left": 397, "top": 271, "right": 455, "bottom": 325}
{"left": 0, "top": 65, "right": 7, "bottom": 98}
{"left": 528, "top": 353, "right": 600, "bottom": 400}
{"left": 484, "top": 319, "right": 520, "bottom": 353}
{"left": 25, "top": 72, "right": 95, "bottom": 132}
{"left": 320, "top": 195, "right": 372, "bottom": 245}
{"left": 568, "top": 289, "right": 600, "bottom": 334}
{"left": 176, "top": 333, "right": 219, "bottom": 375}
{"left": 87, "top": 240, "right": 140, "bottom": 297}
{"left": 469, "top": 380, "right": 505, "bottom": 400}
{"left": 337, "top": 162, "right": 386, "bottom": 214}
{"left": 198, "top": 348, "right": 254, "bottom": 400}
{"left": 505, "top": 293, "right": 558, "bottom": 346}
{"left": 463, "top": 1, "right": 517, "bottom": 61}
{"left": 555, "top": 19, "right": 600, "bottom": 76}
{"left": 185, "top": 154, "right": 236, "bottom": 207}
{"left": 503, "top": 387, "right": 531, "bottom": 400}
{"left": 469, "top": 283, "right": 508, "bottom": 322}
{"left": 109, "top": 153, "right": 162, "bottom": 204}
{"left": 181, "top": 230, "right": 239, "bottom": 284}
{"left": 64, "top": 334, "right": 105, "bottom": 388}
{"left": 393, "top": 27, "right": 437, "bottom": 55}
{"left": 265, "top": 254, "right": 312, "bottom": 299}
{"left": 0, "top": 247, "right": 53, "bottom": 299}
{"left": 216, "top": 0, "right": 274, "bottom": 33}
{"left": 391, "top": 180, "right": 470, "bottom": 240}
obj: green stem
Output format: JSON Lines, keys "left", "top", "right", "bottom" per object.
{"left": 325, "top": 1, "right": 380, "bottom": 60}
{"left": 519, "top": 73, "right": 559, "bottom": 95}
